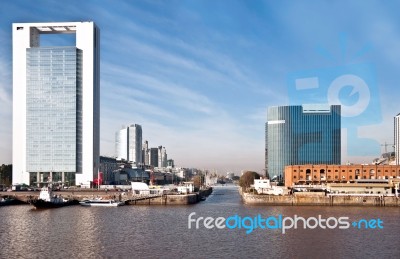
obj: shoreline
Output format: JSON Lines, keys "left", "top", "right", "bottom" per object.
{"left": 240, "top": 189, "right": 400, "bottom": 207}
{"left": 0, "top": 187, "right": 213, "bottom": 206}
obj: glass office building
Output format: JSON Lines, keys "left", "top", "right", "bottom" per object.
{"left": 115, "top": 124, "right": 143, "bottom": 166}
{"left": 26, "top": 47, "right": 82, "bottom": 173}
{"left": 266, "top": 104, "right": 341, "bottom": 181}
{"left": 13, "top": 22, "right": 100, "bottom": 186}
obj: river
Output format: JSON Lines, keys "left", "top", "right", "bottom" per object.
{"left": 0, "top": 186, "right": 399, "bottom": 258}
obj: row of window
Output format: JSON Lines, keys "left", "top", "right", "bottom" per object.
{"left": 293, "top": 169, "right": 399, "bottom": 173}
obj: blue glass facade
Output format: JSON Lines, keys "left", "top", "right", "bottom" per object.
{"left": 26, "top": 47, "right": 82, "bottom": 173}
{"left": 266, "top": 104, "right": 341, "bottom": 181}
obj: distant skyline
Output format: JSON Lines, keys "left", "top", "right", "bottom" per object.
{"left": 1, "top": 1, "right": 400, "bottom": 174}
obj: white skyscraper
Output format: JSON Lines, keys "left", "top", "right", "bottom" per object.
{"left": 115, "top": 124, "right": 142, "bottom": 166}
{"left": 395, "top": 114, "right": 400, "bottom": 165}
{"left": 12, "top": 22, "right": 100, "bottom": 186}
{"left": 158, "top": 146, "right": 167, "bottom": 168}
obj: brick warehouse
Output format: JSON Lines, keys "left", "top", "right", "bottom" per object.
{"left": 285, "top": 164, "right": 400, "bottom": 187}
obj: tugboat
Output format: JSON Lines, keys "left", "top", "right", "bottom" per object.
{"left": 30, "top": 186, "right": 78, "bottom": 209}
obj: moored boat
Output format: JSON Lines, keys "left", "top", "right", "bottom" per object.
{"left": 30, "top": 186, "right": 78, "bottom": 209}
{"left": 79, "top": 199, "right": 125, "bottom": 207}
{"left": 0, "top": 197, "right": 26, "bottom": 206}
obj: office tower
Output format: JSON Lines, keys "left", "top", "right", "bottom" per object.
{"left": 158, "top": 146, "right": 167, "bottom": 168}
{"left": 12, "top": 22, "right": 100, "bottom": 186}
{"left": 266, "top": 104, "right": 341, "bottom": 181}
{"left": 149, "top": 148, "right": 159, "bottom": 167}
{"left": 115, "top": 124, "right": 143, "bottom": 166}
{"left": 395, "top": 114, "right": 400, "bottom": 165}
{"left": 142, "top": 140, "right": 149, "bottom": 165}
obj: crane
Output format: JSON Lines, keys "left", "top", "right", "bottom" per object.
{"left": 381, "top": 142, "right": 394, "bottom": 154}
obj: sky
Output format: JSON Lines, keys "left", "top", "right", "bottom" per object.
{"left": 1, "top": 0, "right": 400, "bottom": 174}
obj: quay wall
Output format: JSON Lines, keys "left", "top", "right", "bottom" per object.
{"left": 1, "top": 187, "right": 213, "bottom": 206}
{"left": 127, "top": 193, "right": 198, "bottom": 205}
{"left": 241, "top": 191, "right": 400, "bottom": 207}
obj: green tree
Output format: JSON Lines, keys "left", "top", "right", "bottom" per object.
{"left": 239, "top": 171, "right": 260, "bottom": 192}
{"left": 0, "top": 164, "right": 12, "bottom": 186}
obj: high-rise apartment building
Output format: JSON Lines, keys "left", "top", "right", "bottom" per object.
{"left": 266, "top": 104, "right": 341, "bottom": 181}
{"left": 12, "top": 22, "right": 100, "bottom": 186}
{"left": 395, "top": 114, "right": 400, "bottom": 165}
{"left": 115, "top": 124, "right": 142, "bottom": 166}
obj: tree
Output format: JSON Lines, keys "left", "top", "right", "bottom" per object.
{"left": 0, "top": 164, "right": 12, "bottom": 186}
{"left": 192, "top": 175, "right": 202, "bottom": 190}
{"left": 239, "top": 171, "right": 260, "bottom": 192}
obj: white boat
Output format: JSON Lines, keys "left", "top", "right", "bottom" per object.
{"left": 79, "top": 198, "right": 125, "bottom": 207}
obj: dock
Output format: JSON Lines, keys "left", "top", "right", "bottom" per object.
{"left": 0, "top": 187, "right": 213, "bottom": 206}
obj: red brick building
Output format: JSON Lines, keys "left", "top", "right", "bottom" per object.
{"left": 285, "top": 164, "right": 400, "bottom": 187}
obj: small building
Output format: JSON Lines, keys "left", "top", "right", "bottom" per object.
{"left": 113, "top": 167, "right": 150, "bottom": 185}
{"left": 253, "top": 178, "right": 284, "bottom": 195}
{"left": 177, "top": 182, "right": 194, "bottom": 194}
{"left": 131, "top": 182, "right": 165, "bottom": 195}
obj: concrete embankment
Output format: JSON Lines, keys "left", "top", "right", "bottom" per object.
{"left": 127, "top": 187, "right": 213, "bottom": 205}
{"left": 0, "top": 187, "right": 213, "bottom": 206}
{"left": 241, "top": 190, "right": 400, "bottom": 207}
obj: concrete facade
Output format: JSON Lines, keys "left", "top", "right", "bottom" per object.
{"left": 12, "top": 22, "right": 100, "bottom": 186}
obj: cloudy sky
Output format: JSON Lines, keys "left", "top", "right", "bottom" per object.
{"left": 1, "top": 0, "right": 399, "bottom": 174}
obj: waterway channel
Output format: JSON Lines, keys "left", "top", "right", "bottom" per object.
{"left": 0, "top": 186, "right": 399, "bottom": 258}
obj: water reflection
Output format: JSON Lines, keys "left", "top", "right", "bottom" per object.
{"left": 0, "top": 187, "right": 399, "bottom": 258}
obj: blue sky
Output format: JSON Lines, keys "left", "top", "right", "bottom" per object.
{"left": 1, "top": 0, "right": 400, "bottom": 174}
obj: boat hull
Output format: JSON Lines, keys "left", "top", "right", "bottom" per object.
{"left": 30, "top": 199, "right": 79, "bottom": 209}
{"left": 0, "top": 198, "right": 26, "bottom": 206}
{"left": 79, "top": 200, "right": 125, "bottom": 207}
